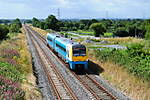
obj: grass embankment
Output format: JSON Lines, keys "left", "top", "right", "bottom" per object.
{"left": 89, "top": 38, "right": 150, "bottom": 100}
{"left": 0, "top": 30, "right": 42, "bottom": 99}
{"left": 31, "top": 26, "right": 53, "bottom": 36}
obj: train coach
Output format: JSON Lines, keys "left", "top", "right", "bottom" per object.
{"left": 46, "top": 33, "right": 88, "bottom": 70}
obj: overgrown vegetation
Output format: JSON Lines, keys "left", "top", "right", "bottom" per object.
{"left": 0, "top": 18, "right": 22, "bottom": 40}
{"left": 0, "top": 34, "right": 26, "bottom": 99}
{"left": 0, "top": 62, "right": 25, "bottom": 99}
{"left": 0, "top": 24, "right": 9, "bottom": 40}
{"left": 145, "top": 22, "right": 150, "bottom": 40}
{"left": 0, "top": 18, "right": 31, "bottom": 99}
{"left": 94, "top": 41, "right": 150, "bottom": 81}
{"left": 9, "top": 18, "right": 22, "bottom": 33}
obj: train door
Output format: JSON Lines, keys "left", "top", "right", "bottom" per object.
{"left": 66, "top": 44, "right": 72, "bottom": 62}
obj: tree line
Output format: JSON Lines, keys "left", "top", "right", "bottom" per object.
{"left": 28, "top": 15, "right": 150, "bottom": 39}
{"left": 0, "top": 18, "right": 22, "bottom": 40}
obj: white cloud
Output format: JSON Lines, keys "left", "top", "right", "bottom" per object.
{"left": 0, "top": 0, "right": 150, "bottom": 19}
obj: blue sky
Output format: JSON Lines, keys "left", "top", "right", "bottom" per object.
{"left": 0, "top": 0, "right": 150, "bottom": 19}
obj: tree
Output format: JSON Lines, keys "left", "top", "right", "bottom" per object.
{"left": 24, "top": 20, "right": 32, "bottom": 24}
{"left": 44, "top": 23, "right": 49, "bottom": 30}
{"left": 9, "top": 18, "right": 22, "bottom": 33}
{"left": 114, "top": 27, "right": 128, "bottom": 37}
{"left": 145, "top": 24, "right": 150, "bottom": 40}
{"left": 39, "top": 22, "right": 45, "bottom": 29}
{"left": 32, "top": 18, "right": 40, "bottom": 27}
{"left": 79, "top": 24, "right": 85, "bottom": 30}
{"left": 45, "top": 15, "right": 59, "bottom": 31}
{"left": 91, "top": 19, "right": 98, "bottom": 24}
{"left": 9, "top": 23, "right": 20, "bottom": 33}
{"left": 90, "top": 23, "right": 106, "bottom": 37}
{"left": 13, "top": 18, "right": 22, "bottom": 28}
{"left": 0, "top": 24, "right": 9, "bottom": 40}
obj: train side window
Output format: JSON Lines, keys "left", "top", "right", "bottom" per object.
{"left": 56, "top": 43, "right": 66, "bottom": 52}
{"left": 47, "top": 37, "right": 52, "bottom": 42}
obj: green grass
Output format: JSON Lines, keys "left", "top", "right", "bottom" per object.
{"left": 72, "top": 30, "right": 113, "bottom": 37}
{"left": 0, "top": 62, "right": 23, "bottom": 82}
{"left": 88, "top": 46, "right": 106, "bottom": 49}
{"left": 60, "top": 32, "right": 79, "bottom": 37}
{"left": 104, "top": 33, "right": 113, "bottom": 37}
{"left": 72, "top": 30, "right": 94, "bottom": 36}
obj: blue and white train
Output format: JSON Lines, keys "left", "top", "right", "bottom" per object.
{"left": 46, "top": 33, "right": 88, "bottom": 70}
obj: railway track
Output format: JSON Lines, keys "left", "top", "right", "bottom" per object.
{"left": 73, "top": 73, "right": 116, "bottom": 100}
{"left": 24, "top": 25, "right": 78, "bottom": 100}
{"left": 24, "top": 25, "right": 118, "bottom": 100}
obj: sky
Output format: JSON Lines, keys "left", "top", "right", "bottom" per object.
{"left": 0, "top": 0, "right": 150, "bottom": 19}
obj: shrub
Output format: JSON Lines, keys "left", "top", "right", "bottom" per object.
{"left": 0, "top": 24, "right": 9, "bottom": 40}
{"left": 90, "top": 23, "right": 106, "bottom": 37}
{"left": 94, "top": 42, "right": 150, "bottom": 81}
{"left": 145, "top": 25, "right": 150, "bottom": 40}
{"left": 0, "top": 62, "right": 23, "bottom": 82}
{"left": 9, "top": 23, "right": 20, "bottom": 33}
{"left": 114, "top": 27, "right": 129, "bottom": 37}
{"left": 0, "top": 75, "right": 25, "bottom": 99}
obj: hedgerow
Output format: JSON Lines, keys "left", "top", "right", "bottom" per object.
{"left": 95, "top": 41, "right": 150, "bottom": 81}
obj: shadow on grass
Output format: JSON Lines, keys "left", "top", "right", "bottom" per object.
{"left": 75, "top": 60, "right": 104, "bottom": 75}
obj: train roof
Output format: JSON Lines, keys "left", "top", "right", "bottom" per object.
{"left": 55, "top": 37, "right": 78, "bottom": 45}
{"left": 47, "top": 33, "right": 60, "bottom": 39}
{"left": 47, "top": 33, "right": 80, "bottom": 46}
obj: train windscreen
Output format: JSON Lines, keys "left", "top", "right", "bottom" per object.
{"left": 73, "top": 44, "right": 86, "bottom": 56}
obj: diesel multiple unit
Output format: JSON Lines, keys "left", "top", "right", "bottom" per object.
{"left": 46, "top": 33, "right": 88, "bottom": 70}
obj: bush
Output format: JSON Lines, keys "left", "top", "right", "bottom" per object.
{"left": 9, "top": 18, "right": 22, "bottom": 33}
{"left": 0, "top": 24, "right": 9, "bottom": 40}
{"left": 9, "top": 23, "right": 21, "bottom": 33}
{"left": 114, "top": 27, "right": 129, "bottom": 37}
{"left": 0, "top": 62, "right": 23, "bottom": 82}
{"left": 94, "top": 42, "right": 150, "bottom": 81}
{"left": 145, "top": 25, "right": 150, "bottom": 40}
{"left": 90, "top": 23, "right": 106, "bottom": 37}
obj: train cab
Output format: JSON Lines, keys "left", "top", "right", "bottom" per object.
{"left": 69, "top": 44, "right": 88, "bottom": 70}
